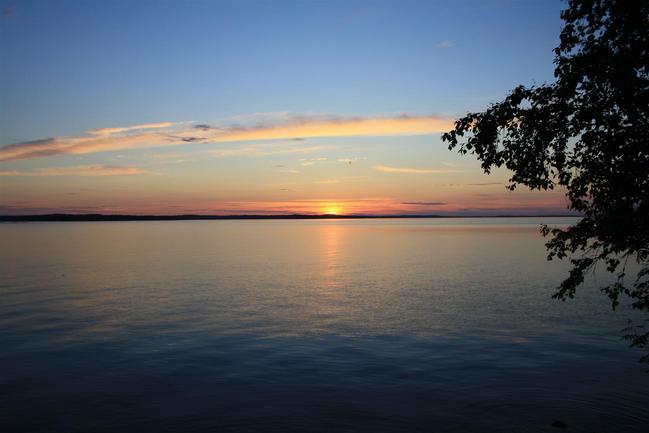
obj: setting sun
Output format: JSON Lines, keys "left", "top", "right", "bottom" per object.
{"left": 322, "top": 204, "right": 343, "bottom": 215}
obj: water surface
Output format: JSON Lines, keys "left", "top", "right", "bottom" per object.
{"left": 1, "top": 218, "right": 647, "bottom": 432}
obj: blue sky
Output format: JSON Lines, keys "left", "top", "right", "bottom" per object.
{"left": 0, "top": 0, "right": 569, "bottom": 215}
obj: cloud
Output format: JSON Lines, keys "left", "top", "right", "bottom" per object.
{"left": 401, "top": 201, "right": 447, "bottom": 206}
{"left": 0, "top": 165, "right": 149, "bottom": 177}
{"left": 151, "top": 152, "right": 189, "bottom": 159}
{"left": 373, "top": 165, "right": 462, "bottom": 174}
{"left": 193, "top": 124, "right": 214, "bottom": 131}
{"left": 148, "top": 151, "right": 197, "bottom": 164}
{"left": 436, "top": 40, "right": 456, "bottom": 49}
{"left": 338, "top": 157, "right": 366, "bottom": 165}
{"left": 0, "top": 114, "right": 453, "bottom": 162}
{"left": 87, "top": 122, "right": 176, "bottom": 136}
{"left": 465, "top": 182, "right": 504, "bottom": 186}
{"left": 0, "top": 133, "right": 175, "bottom": 162}
{"left": 314, "top": 179, "right": 340, "bottom": 184}
{"left": 300, "top": 157, "right": 328, "bottom": 166}
{"left": 209, "top": 143, "right": 331, "bottom": 157}
{"left": 220, "top": 111, "right": 293, "bottom": 126}
{"left": 193, "top": 115, "right": 451, "bottom": 142}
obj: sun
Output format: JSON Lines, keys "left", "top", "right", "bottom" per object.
{"left": 322, "top": 204, "right": 343, "bottom": 215}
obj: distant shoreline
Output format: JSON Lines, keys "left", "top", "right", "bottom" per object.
{"left": 0, "top": 214, "right": 580, "bottom": 222}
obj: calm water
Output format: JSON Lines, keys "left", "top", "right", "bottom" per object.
{"left": 1, "top": 218, "right": 647, "bottom": 432}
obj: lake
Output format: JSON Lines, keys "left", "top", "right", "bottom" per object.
{"left": 1, "top": 218, "right": 647, "bottom": 432}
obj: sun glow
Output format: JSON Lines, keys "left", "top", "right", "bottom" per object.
{"left": 322, "top": 204, "right": 343, "bottom": 215}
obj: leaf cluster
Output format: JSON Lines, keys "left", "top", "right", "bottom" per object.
{"left": 442, "top": 0, "right": 649, "bottom": 360}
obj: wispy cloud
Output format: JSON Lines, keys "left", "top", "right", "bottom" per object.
{"left": 401, "top": 201, "right": 447, "bottom": 206}
{"left": 0, "top": 165, "right": 149, "bottom": 177}
{"left": 0, "top": 114, "right": 453, "bottom": 162}
{"left": 465, "top": 182, "right": 504, "bottom": 186}
{"left": 151, "top": 152, "right": 189, "bottom": 159}
{"left": 88, "top": 122, "right": 176, "bottom": 136}
{"left": 218, "top": 111, "right": 293, "bottom": 126}
{"left": 209, "top": 143, "right": 331, "bottom": 158}
{"left": 149, "top": 151, "right": 196, "bottom": 164}
{"left": 436, "top": 40, "right": 456, "bottom": 49}
{"left": 373, "top": 165, "right": 462, "bottom": 174}
{"left": 338, "top": 157, "right": 366, "bottom": 165}
{"left": 0, "top": 134, "right": 172, "bottom": 162}
{"left": 300, "top": 157, "right": 328, "bottom": 166}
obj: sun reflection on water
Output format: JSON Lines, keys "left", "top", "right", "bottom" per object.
{"left": 320, "top": 223, "right": 343, "bottom": 293}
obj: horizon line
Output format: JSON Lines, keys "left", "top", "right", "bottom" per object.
{"left": 0, "top": 213, "right": 581, "bottom": 222}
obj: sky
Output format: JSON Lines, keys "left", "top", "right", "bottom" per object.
{"left": 0, "top": 0, "right": 571, "bottom": 216}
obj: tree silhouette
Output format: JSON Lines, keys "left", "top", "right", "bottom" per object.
{"left": 442, "top": 0, "right": 649, "bottom": 361}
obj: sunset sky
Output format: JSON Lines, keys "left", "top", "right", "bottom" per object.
{"left": 0, "top": 0, "right": 570, "bottom": 216}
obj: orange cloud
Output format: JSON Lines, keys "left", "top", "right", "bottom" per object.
{"left": 0, "top": 133, "right": 176, "bottom": 162}
{"left": 179, "top": 115, "right": 452, "bottom": 143}
{"left": 0, "top": 115, "right": 453, "bottom": 161}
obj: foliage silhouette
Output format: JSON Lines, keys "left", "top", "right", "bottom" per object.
{"left": 442, "top": 0, "right": 649, "bottom": 361}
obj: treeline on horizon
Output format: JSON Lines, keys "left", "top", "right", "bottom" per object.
{"left": 0, "top": 213, "right": 580, "bottom": 222}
